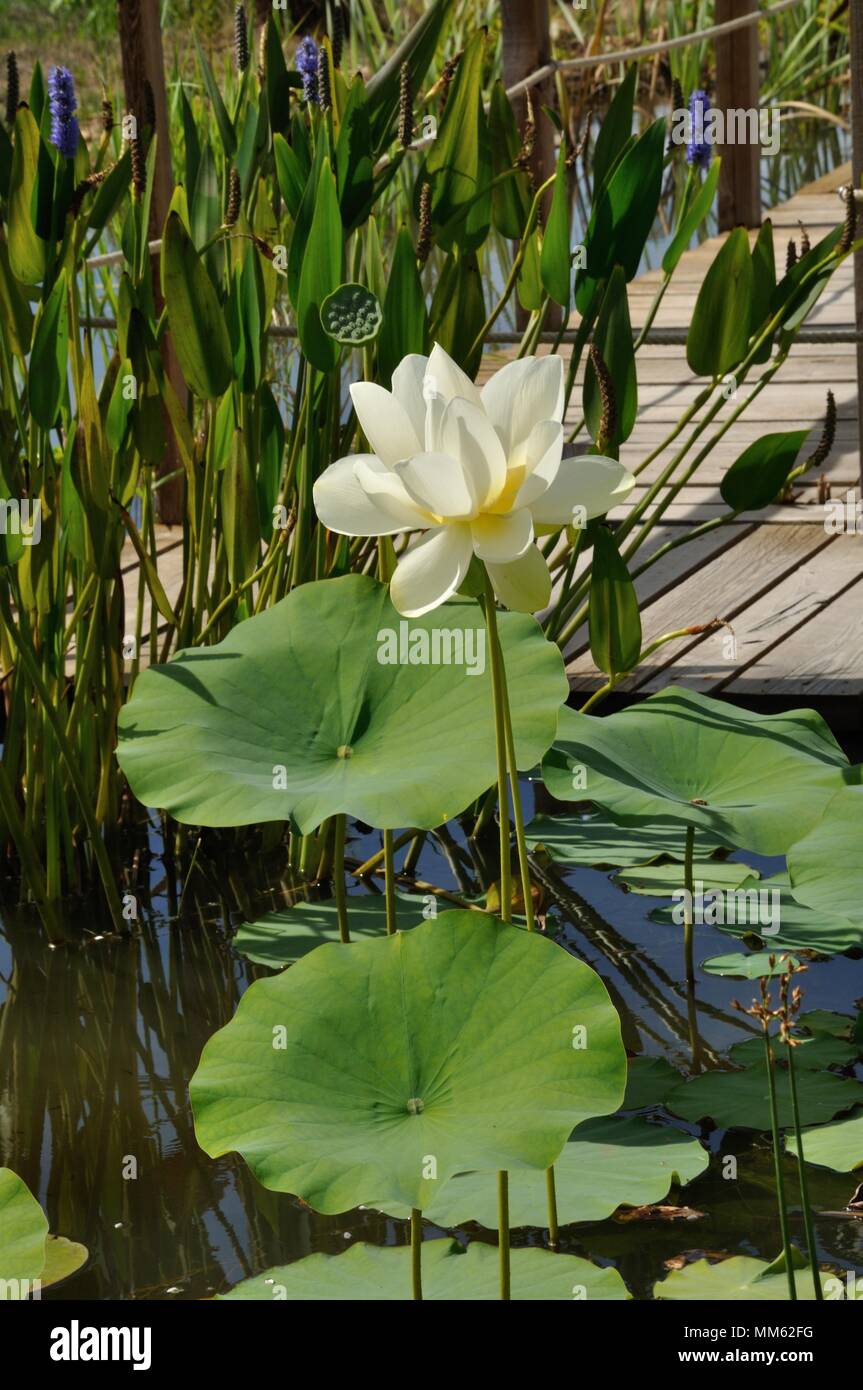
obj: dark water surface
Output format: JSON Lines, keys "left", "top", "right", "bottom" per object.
{"left": 1, "top": 778, "right": 861, "bottom": 1301}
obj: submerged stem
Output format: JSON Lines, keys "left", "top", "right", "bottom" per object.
{"left": 786, "top": 1043, "right": 823, "bottom": 1299}
{"left": 764, "top": 1027, "right": 797, "bottom": 1300}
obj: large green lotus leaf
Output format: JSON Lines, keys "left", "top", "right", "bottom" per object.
{"left": 787, "top": 1108, "right": 863, "bottom": 1172}
{"left": 729, "top": 1034, "right": 859, "bottom": 1072}
{"left": 219, "top": 1238, "right": 630, "bottom": 1300}
{"left": 233, "top": 893, "right": 429, "bottom": 968}
{"left": 191, "top": 912, "right": 627, "bottom": 1213}
{"left": 376, "top": 1114, "right": 707, "bottom": 1228}
{"left": 622, "top": 1056, "right": 682, "bottom": 1110}
{"left": 542, "top": 687, "right": 852, "bottom": 855}
{"left": 118, "top": 575, "right": 567, "bottom": 832}
{"left": 525, "top": 812, "right": 722, "bottom": 867}
{"left": 0, "top": 1168, "right": 48, "bottom": 1288}
{"left": 39, "top": 1236, "right": 89, "bottom": 1290}
{"left": 665, "top": 1059, "right": 861, "bottom": 1131}
{"left": 655, "top": 1255, "right": 821, "bottom": 1301}
{"left": 614, "top": 861, "right": 757, "bottom": 896}
{"left": 650, "top": 874, "right": 863, "bottom": 955}
{"left": 799, "top": 1009, "right": 857, "bottom": 1038}
{"left": 788, "top": 786, "right": 863, "bottom": 924}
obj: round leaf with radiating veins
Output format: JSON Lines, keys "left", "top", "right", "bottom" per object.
{"left": 0, "top": 1168, "right": 48, "bottom": 1287}
{"left": 622, "top": 1056, "right": 682, "bottom": 1111}
{"left": 375, "top": 1114, "right": 707, "bottom": 1229}
{"left": 788, "top": 785, "right": 863, "bottom": 924}
{"left": 219, "top": 1239, "right": 630, "bottom": 1300}
{"left": 665, "top": 1059, "right": 861, "bottom": 1131}
{"left": 525, "top": 812, "right": 722, "bottom": 868}
{"left": 233, "top": 893, "right": 429, "bottom": 968}
{"left": 543, "top": 686, "right": 853, "bottom": 855}
{"left": 655, "top": 1255, "right": 822, "bottom": 1301}
{"left": 117, "top": 574, "right": 567, "bottom": 832}
{"left": 191, "top": 911, "right": 627, "bottom": 1213}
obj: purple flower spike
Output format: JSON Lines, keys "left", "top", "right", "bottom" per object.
{"left": 295, "top": 36, "right": 319, "bottom": 105}
{"left": 48, "top": 65, "right": 79, "bottom": 158}
{"left": 686, "top": 89, "right": 712, "bottom": 171}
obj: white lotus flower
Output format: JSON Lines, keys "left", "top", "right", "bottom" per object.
{"left": 313, "top": 344, "right": 635, "bottom": 617}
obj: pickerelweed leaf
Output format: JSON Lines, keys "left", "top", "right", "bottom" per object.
{"left": 378, "top": 226, "right": 428, "bottom": 383}
{"left": 584, "top": 265, "right": 637, "bottom": 449}
{"left": 376, "top": 1114, "right": 707, "bottom": 1229}
{"left": 191, "top": 911, "right": 627, "bottom": 1213}
{"left": 581, "top": 118, "right": 666, "bottom": 291}
{"left": 654, "top": 1254, "right": 822, "bottom": 1301}
{"left": 117, "top": 575, "right": 567, "bottom": 832}
{"left": 365, "top": 0, "right": 451, "bottom": 154}
{"left": 29, "top": 270, "right": 68, "bottom": 429}
{"left": 542, "top": 686, "right": 851, "bottom": 855}
{"left": 488, "top": 81, "right": 531, "bottom": 239}
{"left": 686, "top": 226, "right": 754, "bottom": 378}
{"left": 540, "top": 140, "right": 571, "bottom": 307}
{"left": 720, "top": 430, "right": 809, "bottom": 513}
{"left": 588, "top": 525, "right": 642, "bottom": 678}
{"left": 219, "top": 1239, "right": 630, "bottom": 1300}
{"left": 664, "top": 1058, "right": 861, "bottom": 1131}
{"left": 623, "top": 1056, "right": 683, "bottom": 1111}
{"left": 8, "top": 106, "right": 47, "bottom": 285}
{"left": 425, "top": 30, "right": 491, "bottom": 253}
{"left": 161, "top": 211, "right": 232, "bottom": 400}
{"left": 525, "top": 812, "right": 723, "bottom": 868}
{"left": 787, "top": 1108, "right": 863, "bottom": 1172}
{"left": 592, "top": 66, "right": 637, "bottom": 196}
{"left": 233, "top": 894, "right": 431, "bottom": 968}
{"left": 0, "top": 1167, "right": 49, "bottom": 1289}
{"left": 0, "top": 231, "right": 33, "bottom": 355}
{"left": 297, "top": 162, "right": 343, "bottom": 372}
{"left": 788, "top": 785, "right": 863, "bottom": 925}
{"left": 662, "top": 159, "right": 721, "bottom": 275}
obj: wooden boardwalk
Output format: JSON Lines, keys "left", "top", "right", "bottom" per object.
{"left": 119, "top": 165, "right": 862, "bottom": 729}
{"left": 483, "top": 162, "right": 863, "bottom": 732}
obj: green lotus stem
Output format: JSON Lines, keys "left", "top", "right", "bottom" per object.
{"left": 0, "top": 757, "right": 62, "bottom": 939}
{"left": 785, "top": 1041, "right": 823, "bottom": 1299}
{"left": 498, "top": 1170, "right": 511, "bottom": 1301}
{"left": 333, "top": 815, "right": 349, "bottom": 944}
{"left": 470, "top": 785, "right": 497, "bottom": 841}
{"left": 353, "top": 829, "right": 416, "bottom": 878}
{"left": 410, "top": 1208, "right": 423, "bottom": 1300}
{"left": 764, "top": 1025, "right": 797, "bottom": 1301}
{"left": 481, "top": 582, "right": 512, "bottom": 924}
{"left": 383, "top": 830, "right": 397, "bottom": 936}
{"left": 402, "top": 832, "right": 426, "bottom": 877}
{"left": 546, "top": 1166, "right": 560, "bottom": 1248}
{"left": 683, "top": 823, "right": 696, "bottom": 988}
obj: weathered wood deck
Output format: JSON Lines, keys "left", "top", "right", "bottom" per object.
{"left": 119, "top": 165, "right": 862, "bottom": 730}
{"left": 483, "top": 161, "right": 863, "bottom": 733}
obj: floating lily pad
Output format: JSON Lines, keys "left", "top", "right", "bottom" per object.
{"left": 321, "top": 283, "right": 383, "bottom": 344}
{"left": 118, "top": 575, "right": 567, "bottom": 832}
{"left": 787, "top": 1108, "right": 863, "bottom": 1172}
{"left": 543, "top": 687, "right": 851, "bottom": 855}
{"left": 614, "top": 861, "right": 757, "bottom": 897}
{"left": 650, "top": 876, "right": 862, "bottom": 955}
{"left": 789, "top": 785, "right": 863, "bottom": 925}
{"left": 191, "top": 911, "right": 627, "bottom": 1213}
{"left": 233, "top": 893, "right": 430, "bottom": 968}
{"left": 799, "top": 1009, "right": 856, "bottom": 1038}
{"left": 219, "top": 1238, "right": 630, "bottom": 1300}
{"left": 700, "top": 952, "right": 801, "bottom": 979}
{"left": 376, "top": 1115, "right": 707, "bottom": 1228}
{"left": 729, "top": 1033, "right": 859, "bottom": 1072}
{"left": 0, "top": 1168, "right": 48, "bottom": 1287}
{"left": 665, "top": 1058, "right": 862, "bottom": 1131}
{"left": 39, "top": 1236, "right": 89, "bottom": 1290}
{"left": 622, "top": 1056, "right": 682, "bottom": 1111}
{"left": 525, "top": 813, "right": 722, "bottom": 868}
{"left": 654, "top": 1254, "right": 821, "bottom": 1301}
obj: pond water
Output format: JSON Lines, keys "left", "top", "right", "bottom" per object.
{"left": 2, "top": 767, "right": 861, "bottom": 1300}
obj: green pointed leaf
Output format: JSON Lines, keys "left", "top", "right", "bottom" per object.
{"left": 582, "top": 118, "right": 666, "bottom": 288}
{"left": 192, "top": 911, "right": 626, "bottom": 1212}
{"left": 543, "top": 687, "right": 851, "bottom": 855}
{"left": 273, "top": 133, "right": 306, "bottom": 220}
{"left": 221, "top": 429, "right": 259, "bottom": 588}
{"left": 655, "top": 1254, "right": 823, "bottom": 1301}
{"left": 517, "top": 225, "right": 543, "bottom": 310}
{"left": 7, "top": 106, "right": 47, "bottom": 285}
{"left": 221, "top": 1238, "right": 629, "bottom": 1300}
{"left": 488, "top": 81, "right": 531, "bottom": 239}
{"left": 686, "top": 226, "right": 754, "bottom": 378}
{"left": 720, "top": 429, "right": 809, "bottom": 512}
{"left": 366, "top": 0, "right": 452, "bottom": 153}
{"left": 0, "top": 1168, "right": 48, "bottom": 1289}
{"left": 161, "top": 210, "right": 232, "bottom": 400}
{"left": 425, "top": 31, "right": 491, "bottom": 253}
{"left": 378, "top": 1114, "right": 706, "bottom": 1228}
{"left": 0, "top": 230, "right": 33, "bottom": 354}
{"left": 662, "top": 158, "right": 721, "bottom": 275}
{"left": 39, "top": 1236, "right": 88, "bottom": 1290}
{"left": 540, "top": 140, "right": 571, "bottom": 307}
{"left": 378, "top": 226, "right": 427, "bottom": 382}
{"left": 117, "top": 575, "right": 567, "bottom": 832}
{"left": 296, "top": 162, "right": 343, "bottom": 372}
{"left": 592, "top": 67, "right": 637, "bottom": 195}
{"left": 584, "top": 265, "right": 637, "bottom": 448}
{"left": 429, "top": 249, "right": 485, "bottom": 378}
{"left": 335, "top": 77, "right": 374, "bottom": 231}
{"left": 748, "top": 218, "right": 777, "bottom": 363}
{"left": 194, "top": 32, "right": 236, "bottom": 158}
{"left": 588, "top": 525, "right": 641, "bottom": 677}
{"left": 29, "top": 270, "right": 68, "bottom": 429}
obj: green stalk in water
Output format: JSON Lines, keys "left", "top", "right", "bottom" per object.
{"left": 410, "top": 1208, "right": 423, "bottom": 1300}
{"left": 780, "top": 961, "right": 823, "bottom": 1300}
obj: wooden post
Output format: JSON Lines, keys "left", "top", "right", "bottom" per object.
{"left": 116, "top": 0, "right": 186, "bottom": 526}
{"left": 850, "top": 0, "right": 863, "bottom": 492}
{"left": 501, "top": 0, "right": 558, "bottom": 326}
{"left": 715, "top": 0, "right": 762, "bottom": 229}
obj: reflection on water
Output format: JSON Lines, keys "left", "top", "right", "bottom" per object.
{"left": 1, "top": 796, "right": 861, "bottom": 1299}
